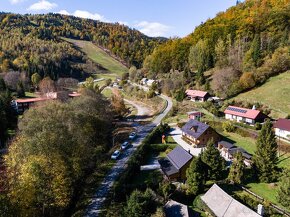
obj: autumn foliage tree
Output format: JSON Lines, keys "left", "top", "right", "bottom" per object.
{"left": 111, "top": 88, "right": 128, "bottom": 117}
{"left": 4, "top": 90, "right": 113, "bottom": 216}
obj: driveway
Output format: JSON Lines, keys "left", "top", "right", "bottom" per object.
{"left": 169, "top": 127, "right": 203, "bottom": 156}
{"left": 85, "top": 94, "right": 172, "bottom": 216}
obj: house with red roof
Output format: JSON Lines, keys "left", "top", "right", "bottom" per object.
{"left": 12, "top": 97, "right": 51, "bottom": 114}
{"left": 274, "top": 119, "right": 290, "bottom": 141}
{"left": 185, "top": 89, "right": 210, "bottom": 102}
{"left": 224, "top": 106, "right": 267, "bottom": 125}
{"left": 12, "top": 91, "right": 81, "bottom": 114}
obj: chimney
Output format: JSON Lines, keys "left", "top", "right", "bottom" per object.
{"left": 257, "top": 204, "right": 264, "bottom": 216}
{"left": 252, "top": 105, "right": 256, "bottom": 110}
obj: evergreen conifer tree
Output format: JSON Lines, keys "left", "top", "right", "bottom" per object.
{"left": 186, "top": 155, "right": 205, "bottom": 195}
{"left": 277, "top": 168, "right": 290, "bottom": 209}
{"left": 228, "top": 152, "right": 245, "bottom": 184}
{"left": 201, "top": 139, "right": 226, "bottom": 180}
{"left": 254, "top": 119, "right": 278, "bottom": 182}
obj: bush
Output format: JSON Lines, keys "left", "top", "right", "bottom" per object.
{"left": 177, "top": 122, "right": 186, "bottom": 128}
{"left": 255, "top": 122, "right": 262, "bottom": 130}
{"left": 222, "top": 121, "right": 236, "bottom": 132}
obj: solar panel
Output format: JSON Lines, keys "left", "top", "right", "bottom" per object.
{"left": 228, "top": 107, "right": 247, "bottom": 113}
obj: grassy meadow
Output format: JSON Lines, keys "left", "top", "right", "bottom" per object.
{"left": 63, "top": 38, "right": 128, "bottom": 76}
{"left": 234, "top": 71, "right": 290, "bottom": 118}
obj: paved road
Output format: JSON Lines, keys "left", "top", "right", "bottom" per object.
{"left": 85, "top": 94, "right": 172, "bottom": 217}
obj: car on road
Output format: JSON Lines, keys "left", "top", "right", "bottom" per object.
{"left": 121, "top": 141, "right": 130, "bottom": 150}
{"left": 129, "top": 132, "right": 137, "bottom": 140}
{"left": 111, "top": 150, "right": 121, "bottom": 160}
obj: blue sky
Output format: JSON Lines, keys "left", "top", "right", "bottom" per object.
{"left": 1, "top": 0, "right": 237, "bottom": 37}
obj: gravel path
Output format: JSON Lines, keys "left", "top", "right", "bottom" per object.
{"left": 85, "top": 94, "right": 172, "bottom": 217}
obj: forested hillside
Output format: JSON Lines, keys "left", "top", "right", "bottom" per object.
{"left": 0, "top": 13, "right": 164, "bottom": 80}
{"left": 142, "top": 0, "right": 290, "bottom": 98}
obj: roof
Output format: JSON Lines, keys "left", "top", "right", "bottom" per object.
{"left": 147, "top": 79, "right": 155, "bottom": 85}
{"left": 187, "top": 111, "right": 203, "bottom": 116}
{"left": 164, "top": 200, "right": 197, "bottom": 217}
{"left": 181, "top": 119, "right": 210, "bottom": 139}
{"left": 15, "top": 97, "right": 49, "bottom": 103}
{"left": 159, "top": 146, "right": 193, "bottom": 177}
{"left": 158, "top": 158, "right": 179, "bottom": 176}
{"left": 68, "top": 92, "right": 81, "bottom": 97}
{"left": 141, "top": 78, "right": 148, "bottom": 82}
{"left": 167, "top": 146, "right": 193, "bottom": 170}
{"left": 274, "top": 119, "right": 290, "bottom": 132}
{"left": 186, "top": 89, "right": 209, "bottom": 98}
{"left": 201, "top": 184, "right": 261, "bottom": 217}
{"left": 228, "top": 147, "right": 252, "bottom": 160}
{"left": 219, "top": 141, "right": 235, "bottom": 149}
{"left": 224, "top": 106, "right": 263, "bottom": 120}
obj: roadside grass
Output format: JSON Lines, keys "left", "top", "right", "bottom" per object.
{"left": 125, "top": 102, "right": 138, "bottom": 117}
{"left": 63, "top": 38, "right": 128, "bottom": 76}
{"left": 71, "top": 160, "right": 115, "bottom": 217}
{"left": 164, "top": 114, "right": 188, "bottom": 124}
{"left": 234, "top": 71, "right": 290, "bottom": 119}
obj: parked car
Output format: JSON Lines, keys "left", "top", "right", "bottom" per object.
{"left": 111, "top": 150, "right": 121, "bottom": 160}
{"left": 129, "top": 132, "right": 137, "bottom": 140}
{"left": 121, "top": 141, "right": 129, "bottom": 150}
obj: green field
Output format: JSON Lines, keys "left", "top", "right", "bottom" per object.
{"left": 234, "top": 71, "right": 290, "bottom": 118}
{"left": 63, "top": 38, "right": 128, "bottom": 76}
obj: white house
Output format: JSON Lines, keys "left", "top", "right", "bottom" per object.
{"left": 140, "top": 78, "right": 156, "bottom": 87}
{"left": 224, "top": 105, "right": 268, "bottom": 125}
{"left": 274, "top": 119, "right": 290, "bottom": 141}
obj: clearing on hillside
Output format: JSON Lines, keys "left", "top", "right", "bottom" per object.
{"left": 63, "top": 38, "right": 128, "bottom": 76}
{"left": 234, "top": 71, "right": 290, "bottom": 119}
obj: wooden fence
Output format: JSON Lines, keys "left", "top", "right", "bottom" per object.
{"left": 241, "top": 186, "right": 290, "bottom": 216}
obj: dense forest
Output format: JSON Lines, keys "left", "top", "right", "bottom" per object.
{"left": 141, "top": 0, "right": 290, "bottom": 98}
{"left": 0, "top": 13, "right": 164, "bottom": 80}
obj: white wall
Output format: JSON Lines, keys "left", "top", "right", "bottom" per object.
{"left": 225, "top": 114, "right": 255, "bottom": 125}
{"left": 275, "top": 128, "right": 290, "bottom": 140}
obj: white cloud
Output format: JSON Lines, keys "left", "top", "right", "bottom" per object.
{"left": 28, "top": 0, "right": 58, "bottom": 11}
{"left": 135, "top": 21, "right": 171, "bottom": 37}
{"left": 57, "top": 10, "right": 109, "bottom": 22}
{"left": 10, "top": 0, "right": 25, "bottom": 4}
{"left": 117, "top": 21, "right": 129, "bottom": 26}
{"left": 58, "top": 10, "right": 70, "bottom": 15}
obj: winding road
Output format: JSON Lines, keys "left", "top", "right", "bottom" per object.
{"left": 85, "top": 94, "right": 172, "bottom": 217}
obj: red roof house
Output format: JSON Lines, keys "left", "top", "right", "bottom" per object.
{"left": 185, "top": 90, "right": 210, "bottom": 102}
{"left": 224, "top": 106, "right": 267, "bottom": 125}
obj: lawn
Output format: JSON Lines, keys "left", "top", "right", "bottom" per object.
{"left": 246, "top": 183, "right": 279, "bottom": 205}
{"left": 221, "top": 132, "right": 290, "bottom": 169}
{"left": 234, "top": 71, "right": 290, "bottom": 119}
{"left": 25, "top": 92, "right": 38, "bottom": 98}
{"left": 63, "top": 38, "right": 128, "bottom": 76}
{"left": 222, "top": 132, "right": 256, "bottom": 154}
{"left": 102, "top": 88, "right": 112, "bottom": 98}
